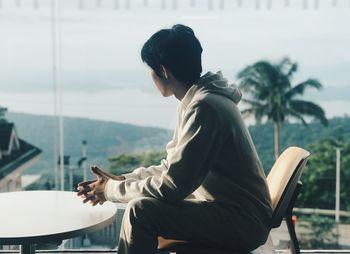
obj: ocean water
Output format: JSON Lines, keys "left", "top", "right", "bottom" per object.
{"left": 0, "top": 87, "right": 349, "bottom": 129}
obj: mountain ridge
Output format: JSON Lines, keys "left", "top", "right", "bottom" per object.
{"left": 7, "top": 111, "right": 172, "bottom": 174}
{"left": 5, "top": 111, "right": 350, "bottom": 176}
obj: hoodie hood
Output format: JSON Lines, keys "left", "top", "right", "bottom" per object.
{"left": 196, "top": 71, "right": 241, "bottom": 104}
{"left": 180, "top": 71, "right": 241, "bottom": 112}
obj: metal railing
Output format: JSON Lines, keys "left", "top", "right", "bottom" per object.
{"left": 294, "top": 208, "right": 350, "bottom": 218}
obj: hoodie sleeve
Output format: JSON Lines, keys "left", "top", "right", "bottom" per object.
{"left": 104, "top": 102, "right": 222, "bottom": 203}
{"left": 121, "top": 159, "right": 169, "bottom": 180}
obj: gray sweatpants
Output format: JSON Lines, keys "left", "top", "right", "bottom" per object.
{"left": 117, "top": 197, "right": 267, "bottom": 254}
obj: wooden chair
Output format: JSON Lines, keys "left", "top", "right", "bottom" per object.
{"left": 158, "top": 146, "right": 311, "bottom": 254}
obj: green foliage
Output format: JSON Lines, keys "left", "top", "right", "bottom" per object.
{"left": 299, "top": 215, "right": 339, "bottom": 249}
{"left": 249, "top": 116, "right": 350, "bottom": 172}
{"left": 237, "top": 57, "right": 327, "bottom": 125}
{"left": 297, "top": 138, "right": 350, "bottom": 211}
{"left": 109, "top": 150, "right": 166, "bottom": 175}
{"left": 0, "top": 106, "right": 7, "bottom": 121}
{"left": 237, "top": 57, "right": 327, "bottom": 158}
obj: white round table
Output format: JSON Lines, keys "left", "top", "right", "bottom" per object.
{"left": 0, "top": 191, "right": 117, "bottom": 254}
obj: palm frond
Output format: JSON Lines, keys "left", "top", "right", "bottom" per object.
{"left": 238, "top": 76, "right": 263, "bottom": 91}
{"left": 286, "top": 63, "right": 298, "bottom": 77}
{"left": 285, "top": 79, "right": 322, "bottom": 99}
{"left": 277, "top": 57, "right": 298, "bottom": 78}
{"left": 285, "top": 107, "right": 308, "bottom": 126}
{"left": 237, "top": 65, "right": 274, "bottom": 100}
{"left": 254, "top": 61, "right": 279, "bottom": 86}
{"left": 254, "top": 103, "right": 271, "bottom": 123}
{"left": 269, "top": 104, "right": 286, "bottom": 123}
{"left": 276, "top": 74, "right": 291, "bottom": 92}
{"left": 238, "top": 61, "right": 289, "bottom": 99}
{"left": 278, "top": 57, "right": 291, "bottom": 67}
{"left": 290, "top": 99, "right": 328, "bottom": 126}
{"left": 236, "top": 58, "right": 327, "bottom": 129}
{"left": 237, "top": 65, "right": 252, "bottom": 79}
{"left": 241, "top": 98, "right": 264, "bottom": 107}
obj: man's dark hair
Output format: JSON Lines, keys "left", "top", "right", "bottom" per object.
{"left": 141, "top": 24, "right": 203, "bottom": 86}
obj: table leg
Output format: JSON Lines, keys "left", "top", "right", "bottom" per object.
{"left": 20, "top": 244, "right": 35, "bottom": 254}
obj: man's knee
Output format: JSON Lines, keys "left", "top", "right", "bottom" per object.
{"left": 119, "top": 198, "right": 160, "bottom": 252}
{"left": 124, "top": 197, "right": 158, "bottom": 225}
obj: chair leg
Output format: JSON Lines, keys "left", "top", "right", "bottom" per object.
{"left": 285, "top": 182, "right": 302, "bottom": 254}
{"left": 286, "top": 213, "right": 299, "bottom": 254}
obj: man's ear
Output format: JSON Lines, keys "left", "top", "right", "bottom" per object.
{"left": 160, "top": 65, "right": 169, "bottom": 79}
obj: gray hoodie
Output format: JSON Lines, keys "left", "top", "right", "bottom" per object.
{"left": 105, "top": 71, "right": 273, "bottom": 225}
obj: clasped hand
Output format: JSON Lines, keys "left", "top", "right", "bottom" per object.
{"left": 76, "top": 165, "right": 125, "bottom": 206}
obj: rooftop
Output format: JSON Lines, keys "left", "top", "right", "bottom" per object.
{"left": 0, "top": 120, "right": 42, "bottom": 180}
{"left": 0, "top": 122, "right": 14, "bottom": 151}
{"left": 0, "top": 139, "right": 42, "bottom": 179}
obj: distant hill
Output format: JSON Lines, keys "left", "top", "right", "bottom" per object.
{"left": 7, "top": 112, "right": 172, "bottom": 175}
{"left": 250, "top": 117, "right": 350, "bottom": 171}
{"left": 6, "top": 112, "right": 350, "bottom": 176}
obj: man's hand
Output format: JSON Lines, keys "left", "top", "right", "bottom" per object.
{"left": 92, "top": 167, "right": 126, "bottom": 181}
{"left": 77, "top": 165, "right": 125, "bottom": 206}
{"left": 77, "top": 166, "right": 108, "bottom": 206}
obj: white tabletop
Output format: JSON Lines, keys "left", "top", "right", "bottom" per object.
{"left": 0, "top": 191, "right": 117, "bottom": 245}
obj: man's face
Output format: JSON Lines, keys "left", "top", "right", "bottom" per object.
{"left": 150, "top": 69, "right": 174, "bottom": 97}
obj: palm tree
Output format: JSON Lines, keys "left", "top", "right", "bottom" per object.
{"left": 237, "top": 57, "right": 328, "bottom": 160}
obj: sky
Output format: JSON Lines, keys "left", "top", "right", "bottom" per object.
{"left": 0, "top": 0, "right": 350, "bottom": 128}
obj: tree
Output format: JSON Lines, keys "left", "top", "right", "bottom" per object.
{"left": 0, "top": 106, "right": 7, "bottom": 121}
{"left": 108, "top": 150, "right": 166, "bottom": 175}
{"left": 237, "top": 57, "right": 328, "bottom": 160}
{"left": 297, "top": 138, "right": 350, "bottom": 212}
{"left": 298, "top": 215, "right": 339, "bottom": 249}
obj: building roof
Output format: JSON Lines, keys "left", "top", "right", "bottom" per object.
{"left": 0, "top": 138, "right": 42, "bottom": 179}
{"left": 0, "top": 122, "right": 14, "bottom": 151}
{"left": 0, "top": 121, "right": 42, "bottom": 180}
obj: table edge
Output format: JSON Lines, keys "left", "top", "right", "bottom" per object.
{"left": 0, "top": 207, "right": 118, "bottom": 245}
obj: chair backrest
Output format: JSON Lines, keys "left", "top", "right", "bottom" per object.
{"left": 267, "top": 146, "right": 310, "bottom": 228}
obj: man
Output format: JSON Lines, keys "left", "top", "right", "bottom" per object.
{"left": 77, "top": 24, "right": 273, "bottom": 254}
